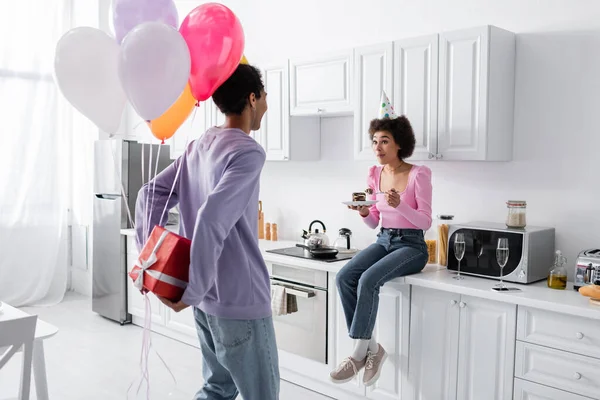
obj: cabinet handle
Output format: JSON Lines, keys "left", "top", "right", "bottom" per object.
{"left": 428, "top": 152, "right": 435, "bottom": 159}
{"left": 317, "top": 108, "right": 324, "bottom": 113}
{"left": 459, "top": 301, "right": 466, "bottom": 308}
{"left": 436, "top": 153, "right": 444, "bottom": 160}
{"left": 283, "top": 156, "right": 289, "bottom": 160}
{"left": 450, "top": 300, "right": 457, "bottom": 305}
{"left": 576, "top": 332, "right": 585, "bottom": 340}
{"left": 573, "top": 372, "right": 582, "bottom": 380}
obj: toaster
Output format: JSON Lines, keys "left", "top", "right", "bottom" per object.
{"left": 574, "top": 249, "right": 600, "bottom": 290}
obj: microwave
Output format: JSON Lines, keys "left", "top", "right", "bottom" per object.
{"left": 446, "top": 222, "right": 555, "bottom": 284}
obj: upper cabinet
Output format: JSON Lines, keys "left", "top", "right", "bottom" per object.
{"left": 352, "top": 25, "right": 515, "bottom": 162}
{"left": 436, "top": 26, "right": 515, "bottom": 161}
{"left": 394, "top": 34, "right": 439, "bottom": 162}
{"left": 257, "top": 63, "right": 320, "bottom": 161}
{"left": 289, "top": 50, "right": 354, "bottom": 116}
{"left": 353, "top": 43, "right": 394, "bottom": 160}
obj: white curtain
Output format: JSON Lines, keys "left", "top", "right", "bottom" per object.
{"left": 0, "top": 1, "right": 95, "bottom": 306}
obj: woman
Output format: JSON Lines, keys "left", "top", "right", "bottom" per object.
{"left": 330, "top": 114, "right": 432, "bottom": 386}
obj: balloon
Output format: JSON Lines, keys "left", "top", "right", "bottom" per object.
{"left": 180, "top": 3, "right": 245, "bottom": 101}
{"left": 54, "top": 27, "right": 126, "bottom": 134}
{"left": 112, "top": 0, "right": 178, "bottom": 44}
{"left": 147, "top": 83, "right": 196, "bottom": 144}
{"left": 240, "top": 55, "right": 249, "bottom": 65}
{"left": 118, "top": 22, "right": 191, "bottom": 121}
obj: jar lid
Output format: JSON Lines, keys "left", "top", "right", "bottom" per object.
{"left": 507, "top": 200, "right": 527, "bottom": 206}
{"left": 438, "top": 215, "right": 455, "bottom": 220}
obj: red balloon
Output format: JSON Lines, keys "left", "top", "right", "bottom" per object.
{"left": 179, "top": 3, "right": 245, "bottom": 101}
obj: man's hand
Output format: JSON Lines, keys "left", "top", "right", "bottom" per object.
{"left": 156, "top": 295, "right": 190, "bottom": 313}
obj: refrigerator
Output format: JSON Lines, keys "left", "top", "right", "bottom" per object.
{"left": 92, "top": 139, "right": 172, "bottom": 324}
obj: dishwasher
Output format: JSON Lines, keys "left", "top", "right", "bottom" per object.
{"left": 270, "top": 263, "right": 329, "bottom": 364}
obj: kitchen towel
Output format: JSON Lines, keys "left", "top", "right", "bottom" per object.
{"left": 271, "top": 285, "right": 287, "bottom": 316}
{"left": 287, "top": 293, "right": 298, "bottom": 314}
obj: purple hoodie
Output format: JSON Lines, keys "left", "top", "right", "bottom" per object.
{"left": 135, "top": 127, "right": 271, "bottom": 320}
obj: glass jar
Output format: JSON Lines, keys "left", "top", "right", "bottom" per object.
{"left": 506, "top": 200, "right": 527, "bottom": 229}
{"left": 436, "top": 215, "right": 454, "bottom": 266}
{"left": 547, "top": 250, "right": 567, "bottom": 290}
{"left": 424, "top": 219, "right": 438, "bottom": 265}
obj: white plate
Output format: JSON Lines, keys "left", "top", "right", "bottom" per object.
{"left": 342, "top": 201, "right": 377, "bottom": 207}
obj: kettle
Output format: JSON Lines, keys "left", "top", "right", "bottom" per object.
{"left": 302, "top": 220, "right": 330, "bottom": 247}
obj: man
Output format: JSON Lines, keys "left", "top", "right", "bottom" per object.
{"left": 135, "top": 64, "right": 279, "bottom": 400}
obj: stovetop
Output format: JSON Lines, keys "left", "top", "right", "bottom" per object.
{"left": 266, "top": 246, "right": 356, "bottom": 263}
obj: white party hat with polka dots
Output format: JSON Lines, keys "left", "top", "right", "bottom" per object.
{"left": 378, "top": 90, "right": 398, "bottom": 119}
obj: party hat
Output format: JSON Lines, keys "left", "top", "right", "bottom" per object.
{"left": 378, "top": 90, "right": 398, "bottom": 119}
{"left": 240, "top": 55, "right": 249, "bottom": 65}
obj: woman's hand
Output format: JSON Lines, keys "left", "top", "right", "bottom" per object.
{"left": 348, "top": 205, "right": 370, "bottom": 217}
{"left": 385, "top": 189, "right": 401, "bottom": 208}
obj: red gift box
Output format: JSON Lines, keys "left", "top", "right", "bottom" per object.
{"left": 129, "top": 225, "right": 191, "bottom": 302}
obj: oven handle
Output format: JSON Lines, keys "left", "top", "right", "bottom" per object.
{"left": 271, "top": 283, "right": 315, "bottom": 298}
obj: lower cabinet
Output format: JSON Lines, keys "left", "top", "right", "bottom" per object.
{"left": 405, "top": 286, "right": 516, "bottom": 400}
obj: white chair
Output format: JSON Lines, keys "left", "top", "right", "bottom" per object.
{"left": 0, "top": 315, "right": 37, "bottom": 400}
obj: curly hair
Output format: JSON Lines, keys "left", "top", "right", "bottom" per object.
{"left": 212, "top": 64, "right": 265, "bottom": 116}
{"left": 368, "top": 116, "right": 416, "bottom": 160}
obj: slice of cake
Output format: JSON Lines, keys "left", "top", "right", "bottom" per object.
{"left": 352, "top": 192, "right": 366, "bottom": 202}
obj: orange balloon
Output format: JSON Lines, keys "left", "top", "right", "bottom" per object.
{"left": 147, "top": 83, "right": 197, "bottom": 144}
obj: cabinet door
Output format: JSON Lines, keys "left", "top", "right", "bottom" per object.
{"left": 260, "top": 63, "right": 290, "bottom": 161}
{"left": 366, "top": 285, "right": 409, "bottom": 400}
{"left": 353, "top": 43, "right": 393, "bottom": 160}
{"left": 290, "top": 49, "right": 354, "bottom": 115}
{"left": 405, "top": 286, "right": 460, "bottom": 400}
{"left": 394, "top": 34, "right": 439, "bottom": 161}
{"left": 437, "top": 26, "right": 489, "bottom": 161}
{"left": 125, "top": 245, "right": 163, "bottom": 324}
{"left": 456, "top": 295, "right": 516, "bottom": 400}
{"left": 169, "top": 101, "right": 209, "bottom": 159}
{"left": 164, "top": 307, "right": 197, "bottom": 339}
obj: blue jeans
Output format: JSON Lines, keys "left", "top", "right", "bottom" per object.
{"left": 336, "top": 228, "right": 428, "bottom": 339}
{"left": 193, "top": 308, "right": 280, "bottom": 400}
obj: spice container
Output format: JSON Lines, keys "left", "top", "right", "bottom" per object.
{"left": 506, "top": 200, "right": 527, "bottom": 228}
{"left": 265, "top": 223, "right": 271, "bottom": 240}
{"left": 547, "top": 250, "right": 567, "bottom": 290}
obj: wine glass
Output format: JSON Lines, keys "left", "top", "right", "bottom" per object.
{"left": 453, "top": 233, "right": 466, "bottom": 280}
{"left": 496, "top": 238, "right": 509, "bottom": 289}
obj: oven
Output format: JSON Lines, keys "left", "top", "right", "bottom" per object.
{"left": 270, "top": 264, "right": 328, "bottom": 364}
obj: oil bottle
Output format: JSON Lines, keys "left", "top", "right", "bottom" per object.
{"left": 547, "top": 250, "right": 568, "bottom": 290}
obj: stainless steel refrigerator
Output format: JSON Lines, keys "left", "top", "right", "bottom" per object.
{"left": 92, "top": 139, "right": 172, "bottom": 324}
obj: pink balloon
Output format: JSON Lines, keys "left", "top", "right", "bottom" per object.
{"left": 179, "top": 3, "right": 245, "bottom": 101}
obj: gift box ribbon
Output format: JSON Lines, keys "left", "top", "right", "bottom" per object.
{"left": 134, "top": 229, "right": 188, "bottom": 291}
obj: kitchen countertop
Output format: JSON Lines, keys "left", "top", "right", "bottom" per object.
{"left": 120, "top": 231, "right": 600, "bottom": 320}
{"left": 260, "top": 240, "right": 600, "bottom": 321}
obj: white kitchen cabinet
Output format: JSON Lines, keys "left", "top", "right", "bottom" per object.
{"left": 353, "top": 43, "right": 394, "bottom": 160}
{"left": 393, "top": 34, "right": 439, "bottom": 161}
{"left": 436, "top": 25, "right": 515, "bottom": 161}
{"left": 366, "top": 284, "right": 410, "bottom": 400}
{"left": 405, "top": 286, "right": 460, "bottom": 400}
{"left": 405, "top": 286, "right": 516, "bottom": 400}
{"left": 125, "top": 235, "right": 163, "bottom": 324}
{"left": 289, "top": 49, "right": 354, "bottom": 116}
{"left": 169, "top": 100, "right": 210, "bottom": 159}
{"left": 456, "top": 295, "right": 516, "bottom": 400}
{"left": 257, "top": 63, "right": 320, "bottom": 161}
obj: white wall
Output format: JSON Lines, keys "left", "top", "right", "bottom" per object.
{"left": 229, "top": 0, "right": 600, "bottom": 280}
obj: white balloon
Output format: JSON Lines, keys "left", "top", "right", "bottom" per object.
{"left": 54, "top": 27, "right": 126, "bottom": 134}
{"left": 118, "top": 22, "right": 191, "bottom": 121}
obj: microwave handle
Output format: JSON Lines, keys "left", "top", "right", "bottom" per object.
{"left": 271, "top": 283, "right": 315, "bottom": 299}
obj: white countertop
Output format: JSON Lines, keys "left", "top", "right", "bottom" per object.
{"left": 259, "top": 239, "right": 600, "bottom": 321}
{"left": 119, "top": 232, "right": 600, "bottom": 321}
